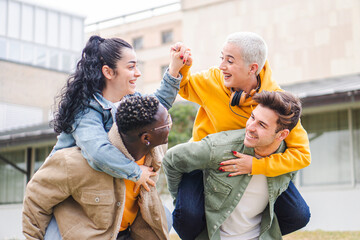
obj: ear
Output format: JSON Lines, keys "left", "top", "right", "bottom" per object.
{"left": 102, "top": 65, "right": 114, "bottom": 80}
{"left": 140, "top": 132, "right": 151, "bottom": 146}
{"left": 249, "top": 63, "right": 259, "bottom": 75}
{"left": 277, "top": 129, "right": 290, "bottom": 141}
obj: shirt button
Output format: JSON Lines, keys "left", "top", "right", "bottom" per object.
{"left": 227, "top": 211, "right": 231, "bottom": 214}
{"left": 117, "top": 202, "right": 121, "bottom": 207}
{"left": 237, "top": 193, "right": 241, "bottom": 197}
{"left": 95, "top": 197, "right": 100, "bottom": 203}
{"left": 213, "top": 225, "right": 217, "bottom": 229}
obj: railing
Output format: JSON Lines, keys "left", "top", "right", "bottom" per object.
{"left": 85, "top": 1, "right": 181, "bottom": 32}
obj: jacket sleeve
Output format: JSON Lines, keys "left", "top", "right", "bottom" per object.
{"left": 154, "top": 69, "right": 182, "bottom": 110}
{"left": 178, "top": 65, "right": 221, "bottom": 105}
{"left": 22, "top": 154, "right": 71, "bottom": 240}
{"left": 163, "top": 139, "right": 212, "bottom": 200}
{"left": 72, "top": 107, "right": 141, "bottom": 181}
{"left": 251, "top": 120, "right": 311, "bottom": 177}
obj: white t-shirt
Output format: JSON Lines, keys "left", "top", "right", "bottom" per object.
{"left": 220, "top": 174, "right": 269, "bottom": 240}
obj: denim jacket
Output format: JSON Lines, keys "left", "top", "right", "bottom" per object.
{"left": 163, "top": 129, "right": 296, "bottom": 240}
{"left": 51, "top": 69, "right": 181, "bottom": 181}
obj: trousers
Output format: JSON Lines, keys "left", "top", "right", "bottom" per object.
{"left": 173, "top": 170, "right": 311, "bottom": 240}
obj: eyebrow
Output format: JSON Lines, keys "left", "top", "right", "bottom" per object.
{"left": 221, "top": 51, "right": 235, "bottom": 59}
{"left": 128, "top": 60, "right": 137, "bottom": 64}
{"left": 252, "top": 112, "right": 269, "bottom": 127}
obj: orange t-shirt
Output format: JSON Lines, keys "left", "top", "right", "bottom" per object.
{"left": 120, "top": 156, "right": 145, "bottom": 231}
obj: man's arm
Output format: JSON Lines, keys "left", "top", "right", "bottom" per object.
{"left": 163, "top": 139, "right": 212, "bottom": 199}
{"left": 22, "top": 153, "right": 71, "bottom": 239}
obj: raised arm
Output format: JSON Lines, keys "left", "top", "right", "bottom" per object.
{"left": 163, "top": 139, "right": 212, "bottom": 199}
{"left": 154, "top": 42, "right": 190, "bottom": 109}
{"left": 22, "top": 152, "right": 71, "bottom": 239}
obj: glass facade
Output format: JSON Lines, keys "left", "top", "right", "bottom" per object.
{"left": 0, "top": 150, "right": 25, "bottom": 204}
{"left": 300, "top": 108, "right": 360, "bottom": 187}
{"left": 0, "top": 0, "right": 84, "bottom": 73}
{"left": 0, "top": 146, "right": 53, "bottom": 204}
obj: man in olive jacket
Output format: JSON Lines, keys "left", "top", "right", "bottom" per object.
{"left": 163, "top": 91, "right": 306, "bottom": 240}
{"left": 22, "top": 96, "right": 172, "bottom": 240}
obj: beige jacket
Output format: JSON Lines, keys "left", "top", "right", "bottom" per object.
{"left": 22, "top": 124, "right": 169, "bottom": 240}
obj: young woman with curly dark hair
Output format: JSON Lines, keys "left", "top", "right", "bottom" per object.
{"left": 50, "top": 35, "right": 186, "bottom": 190}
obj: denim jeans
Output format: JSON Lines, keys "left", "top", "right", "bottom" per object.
{"left": 44, "top": 205, "right": 173, "bottom": 239}
{"left": 173, "top": 170, "right": 311, "bottom": 240}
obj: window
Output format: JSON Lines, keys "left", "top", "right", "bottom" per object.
{"left": 0, "top": 37, "right": 6, "bottom": 59}
{"left": 60, "top": 15, "right": 71, "bottom": 50}
{"left": 8, "top": 1, "right": 20, "bottom": 39}
{"left": 21, "top": 4, "right": 34, "bottom": 42}
{"left": 0, "top": 0, "right": 7, "bottom": 36}
{"left": 354, "top": 109, "right": 360, "bottom": 183}
{"left": 22, "top": 42, "right": 34, "bottom": 64}
{"left": 161, "top": 30, "right": 173, "bottom": 44}
{"left": 133, "top": 36, "right": 143, "bottom": 50}
{"left": 8, "top": 39, "right": 20, "bottom": 61}
{"left": 47, "top": 11, "right": 59, "bottom": 47}
{"left": 301, "top": 109, "right": 355, "bottom": 187}
{"left": 34, "top": 8, "right": 46, "bottom": 44}
{"left": 71, "top": 18, "right": 83, "bottom": 51}
{"left": 0, "top": 150, "right": 26, "bottom": 204}
{"left": 34, "top": 146, "right": 52, "bottom": 172}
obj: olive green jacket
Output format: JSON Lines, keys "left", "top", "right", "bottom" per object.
{"left": 163, "top": 129, "right": 296, "bottom": 240}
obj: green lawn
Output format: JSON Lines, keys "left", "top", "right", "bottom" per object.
{"left": 170, "top": 231, "right": 360, "bottom": 240}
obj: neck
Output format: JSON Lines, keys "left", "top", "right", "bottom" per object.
{"left": 254, "top": 142, "right": 281, "bottom": 159}
{"left": 120, "top": 133, "right": 150, "bottom": 161}
{"left": 234, "top": 74, "right": 258, "bottom": 94}
{"left": 102, "top": 86, "right": 126, "bottom": 103}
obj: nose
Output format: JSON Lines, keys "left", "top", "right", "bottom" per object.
{"left": 246, "top": 119, "right": 256, "bottom": 131}
{"left": 219, "top": 60, "right": 226, "bottom": 70}
{"left": 135, "top": 67, "right": 141, "bottom": 77}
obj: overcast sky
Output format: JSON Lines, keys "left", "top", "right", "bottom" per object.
{"left": 24, "top": 0, "right": 178, "bottom": 24}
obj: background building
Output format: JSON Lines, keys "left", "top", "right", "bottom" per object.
{"left": 0, "top": 0, "right": 359, "bottom": 238}
{"left": 0, "top": 0, "right": 84, "bottom": 238}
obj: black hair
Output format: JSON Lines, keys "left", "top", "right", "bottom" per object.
{"left": 116, "top": 96, "right": 160, "bottom": 134}
{"left": 52, "top": 35, "right": 133, "bottom": 134}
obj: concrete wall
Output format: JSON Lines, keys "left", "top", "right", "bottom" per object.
{"left": 181, "top": 0, "right": 360, "bottom": 86}
{"left": 0, "top": 60, "right": 68, "bottom": 125}
{"left": 87, "top": 11, "right": 183, "bottom": 94}
{"left": 0, "top": 204, "right": 23, "bottom": 239}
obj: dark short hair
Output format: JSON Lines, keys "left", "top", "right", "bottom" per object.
{"left": 252, "top": 91, "right": 302, "bottom": 132}
{"left": 116, "top": 95, "right": 159, "bottom": 134}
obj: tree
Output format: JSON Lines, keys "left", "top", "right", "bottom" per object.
{"left": 157, "top": 101, "right": 198, "bottom": 195}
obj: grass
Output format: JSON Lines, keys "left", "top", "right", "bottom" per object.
{"left": 170, "top": 231, "right": 360, "bottom": 240}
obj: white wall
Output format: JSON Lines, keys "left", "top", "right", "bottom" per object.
{"left": 0, "top": 204, "right": 23, "bottom": 240}
{"left": 301, "top": 186, "right": 360, "bottom": 231}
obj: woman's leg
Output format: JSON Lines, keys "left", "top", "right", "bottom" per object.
{"left": 172, "top": 170, "right": 206, "bottom": 240}
{"left": 274, "top": 181, "right": 311, "bottom": 235}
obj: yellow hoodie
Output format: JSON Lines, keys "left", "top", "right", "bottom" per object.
{"left": 179, "top": 61, "right": 310, "bottom": 176}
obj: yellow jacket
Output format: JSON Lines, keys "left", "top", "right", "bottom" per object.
{"left": 179, "top": 61, "right": 310, "bottom": 176}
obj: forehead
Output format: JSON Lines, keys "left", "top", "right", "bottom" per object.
{"left": 253, "top": 105, "right": 279, "bottom": 127}
{"left": 154, "top": 105, "right": 168, "bottom": 122}
{"left": 119, "top": 48, "right": 136, "bottom": 63}
{"left": 222, "top": 42, "right": 242, "bottom": 58}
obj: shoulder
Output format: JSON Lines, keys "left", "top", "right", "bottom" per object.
{"left": 206, "top": 129, "right": 246, "bottom": 145}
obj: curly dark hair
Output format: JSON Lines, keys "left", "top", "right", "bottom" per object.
{"left": 116, "top": 96, "right": 160, "bottom": 134}
{"left": 252, "top": 91, "right": 302, "bottom": 132}
{"left": 51, "top": 35, "right": 133, "bottom": 134}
